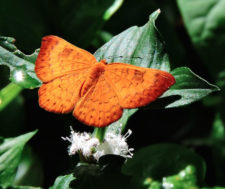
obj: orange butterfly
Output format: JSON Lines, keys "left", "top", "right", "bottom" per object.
{"left": 35, "top": 35, "right": 175, "bottom": 127}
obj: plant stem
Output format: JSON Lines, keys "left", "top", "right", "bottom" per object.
{"left": 0, "top": 82, "right": 23, "bottom": 111}
{"left": 93, "top": 127, "right": 106, "bottom": 143}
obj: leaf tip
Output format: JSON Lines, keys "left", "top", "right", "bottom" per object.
{"left": 149, "top": 9, "right": 161, "bottom": 21}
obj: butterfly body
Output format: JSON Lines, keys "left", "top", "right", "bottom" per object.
{"left": 35, "top": 35, "right": 175, "bottom": 127}
{"left": 80, "top": 61, "right": 106, "bottom": 97}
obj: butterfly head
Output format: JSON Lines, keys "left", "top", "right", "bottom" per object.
{"left": 99, "top": 59, "right": 107, "bottom": 65}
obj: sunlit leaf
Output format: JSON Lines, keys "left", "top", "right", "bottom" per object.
{"left": 0, "top": 36, "right": 41, "bottom": 89}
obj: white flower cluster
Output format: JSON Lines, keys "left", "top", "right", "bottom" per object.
{"left": 62, "top": 127, "right": 134, "bottom": 161}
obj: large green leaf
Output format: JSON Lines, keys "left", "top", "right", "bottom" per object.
{"left": 49, "top": 174, "right": 75, "bottom": 189}
{"left": 122, "top": 143, "right": 206, "bottom": 189}
{"left": 156, "top": 67, "right": 220, "bottom": 108}
{"left": 95, "top": 9, "right": 170, "bottom": 71}
{"left": 0, "top": 36, "right": 41, "bottom": 89}
{"left": 0, "top": 131, "right": 37, "bottom": 187}
{"left": 177, "top": 0, "right": 225, "bottom": 78}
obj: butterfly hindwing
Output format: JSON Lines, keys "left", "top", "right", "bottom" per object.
{"left": 104, "top": 63, "right": 175, "bottom": 108}
{"left": 73, "top": 74, "right": 123, "bottom": 127}
{"left": 35, "top": 35, "right": 96, "bottom": 82}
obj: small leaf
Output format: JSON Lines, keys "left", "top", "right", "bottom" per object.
{"left": 103, "top": 0, "right": 123, "bottom": 20}
{"left": 49, "top": 174, "right": 75, "bottom": 189}
{"left": 0, "top": 130, "right": 37, "bottom": 187}
{"left": 122, "top": 143, "right": 206, "bottom": 188}
{"left": 0, "top": 36, "right": 41, "bottom": 89}
{"left": 159, "top": 67, "right": 220, "bottom": 108}
{"left": 211, "top": 113, "right": 225, "bottom": 141}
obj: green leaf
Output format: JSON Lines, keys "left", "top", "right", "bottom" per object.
{"left": 0, "top": 36, "right": 41, "bottom": 89}
{"left": 103, "top": 0, "right": 123, "bottom": 20}
{"left": 177, "top": 0, "right": 225, "bottom": 77}
{"left": 13, "top": 147, "right": 43, "bottom": 187}
{"left": 0, "top": 130, "right": 37, "bottom": 187}
{"left": 49, "top": 174, "right": 75, "bottom": 189}
{"left": 144, "top": 165, "right": 198, "bottom": 189}
{"left": 211, "top": 113, "right": 225, "bottom": 141}
{"left": 122, "top": 143, "right": 206, "bottom": 188}
{"left": 160, "top": 165, "right": 198, "bottom": 189}
{"left": 94, "top": 9, "right": 170, "bottom": 72}
{"left": 159, "top": 67, "right": 220, "bottom": 108}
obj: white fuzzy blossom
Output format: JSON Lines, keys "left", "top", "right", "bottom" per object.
{"left": 62, "top": 127, "right": 134, "bottom": 161}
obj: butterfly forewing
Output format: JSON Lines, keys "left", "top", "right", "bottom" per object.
{"left": 35, "top": 35, "right": 96, "bottom": 82}
{"left": 38, "top": 72, "right": 88, "bottom": 113}
{"left": 104, "top": 63, "right": 175, "bottom": 109}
